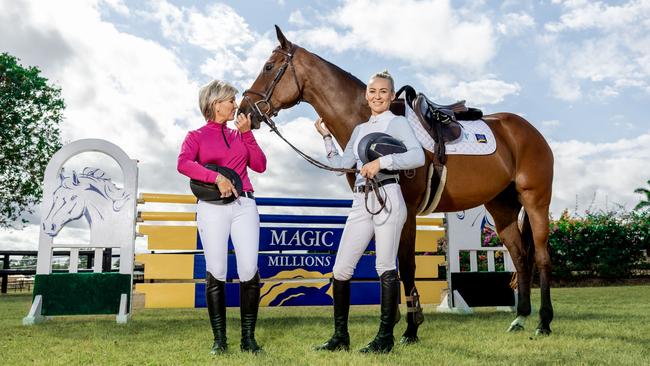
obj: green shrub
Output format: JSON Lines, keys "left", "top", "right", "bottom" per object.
{"left": 549, "top": 210, "right": 649, "bottom": 279}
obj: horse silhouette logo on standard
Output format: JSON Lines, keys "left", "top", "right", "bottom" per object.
{"left": 42, "top": 167, "right": 131, "bottom": 236}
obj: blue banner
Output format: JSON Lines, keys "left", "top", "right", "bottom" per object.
{"left": 193, "top": 254, "right": 382, "bottom": 280}
{"left": 197, "top": 226, "right": 376, "bottom": 252}
{"left": 194, "top": 281, "right": 381, "bottom": 307}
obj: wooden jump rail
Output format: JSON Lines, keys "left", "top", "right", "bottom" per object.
{"left": 134, "top": 192, "right": 447, "bottom": 308}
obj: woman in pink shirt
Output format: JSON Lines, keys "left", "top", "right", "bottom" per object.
{"left": 178, "top": 80, "right": 267, "bottom": 355}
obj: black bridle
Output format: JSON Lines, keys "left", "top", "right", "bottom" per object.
{"left": 242, "top": 46, "right": 388, "bottom": 215}
{"left": 243, "top": 46, "right": 303, "bottom": 130}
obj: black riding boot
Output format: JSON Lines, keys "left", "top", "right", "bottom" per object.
{"left": 315, "top": 278, "right": 351, "bottom": 351}
{"left": 240, "top": 272, "right": 262, "bottom": 353}
{"left": 206, "top": 272, "right": 227, "bottom": 354}
{"left": 360, "top": 270, "right": 400, "bottom": 353}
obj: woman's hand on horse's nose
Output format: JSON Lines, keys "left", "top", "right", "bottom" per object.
{"left": 314, "top": 117, "right": 331, "bottom": 137}
{"left": 361, "top": 160, "right": 381, "bottom": 179}
{"left": 236, "top": 113, "right": 252, "bottom": 133}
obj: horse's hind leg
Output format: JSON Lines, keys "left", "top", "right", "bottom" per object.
{"left": 484, "top": 186, "right": 534, "bottom": 332}
{"left": 397, "top": 213, "right": 420, "bottom": 344}
{"left": 519, "top": 188, "right": 553, "bottom": 335}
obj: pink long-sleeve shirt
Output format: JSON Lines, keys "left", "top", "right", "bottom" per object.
{"left": 177, "top": 121, "right": 267, "bottom": 192}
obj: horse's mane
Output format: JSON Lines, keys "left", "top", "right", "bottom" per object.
{"left": 313, "top": 53, "right": 366, "bottom": 89}
{"left": 82, "top": 168, "right": 130, "bottom": 209}
{"left": 60, "top": 167, "right": 130, "bottom": 211}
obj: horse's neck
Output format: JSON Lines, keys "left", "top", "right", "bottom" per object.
{"left": 84, "top": 201, "right": 107, "bottom": 227}
{"left": 299, "top": 50, "right": 370, "bottom": 147}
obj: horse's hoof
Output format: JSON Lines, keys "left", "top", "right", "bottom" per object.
{"left": 507, "top": 324, "right": 525, "bottom": 332}
{"left": 535, "top": 328, "right": 551, "bottom": 336}
{"left": 399, "top": 335, "right": 419, "bottom": 344}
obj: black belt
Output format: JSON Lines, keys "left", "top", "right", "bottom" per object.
{"left": 202, "top": 191, "right": 254, "bottom": 205}
{"left": 353, "top": 178, "right": 398, "bottom": 193}
{"left": 241, "top": 191, "right": 255, "bottom": 199}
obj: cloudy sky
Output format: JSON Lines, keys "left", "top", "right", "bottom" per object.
{"left": 1, "top": 0, "right": 649, "bottom": 250}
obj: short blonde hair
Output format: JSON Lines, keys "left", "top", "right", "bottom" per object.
{"left": 368, "top": 69, "right": 395, "bottom": 93}
{"left": 199, "top": 80, "right": 238, "bottom": 121}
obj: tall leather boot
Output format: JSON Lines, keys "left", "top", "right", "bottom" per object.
{"left": 360, "top": 270, "right": 400, "bottom": 353}
{"left": 206, "top": 272, "right": 227, "bottom": 354}
{"left": 315, "top": 278, "right": 351, "bottom": 351}
{"left": 240, "top": 272, "right": 262, "bottom": 353}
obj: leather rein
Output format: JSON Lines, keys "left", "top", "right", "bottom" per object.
{"left": 242, "top": 46, "right": 388, "bottom": 215}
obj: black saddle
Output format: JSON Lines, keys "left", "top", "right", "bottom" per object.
{"left": 393, "top": 85, "right": 483, "bottom": 124}
{"left": 189, "top": 164, "right": 243, "bottom": 203}
{"left": 390, "top": 85, "right": 483, "bottom": 165}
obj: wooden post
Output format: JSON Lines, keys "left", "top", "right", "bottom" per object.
{"left": 1, "top": 254, "right": 9, "bottom": 293}
{"left": 102, "top": 248, "right": 112, "bottom": 272}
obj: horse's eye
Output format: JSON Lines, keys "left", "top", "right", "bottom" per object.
{"left": 264, "top": 63, "right": 274, "bottom": 72}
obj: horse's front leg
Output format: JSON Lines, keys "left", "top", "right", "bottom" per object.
{"left": 397, "top": 213, "right": 420, "bottom": 344}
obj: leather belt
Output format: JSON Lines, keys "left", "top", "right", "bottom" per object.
{"left": 202, "top": 191, "right": 254, "bottom": 205}
{"left": 353, "top": 178, "right": 398, "bottom": 193}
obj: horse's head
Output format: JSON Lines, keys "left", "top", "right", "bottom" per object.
{"left": 41, "top": 168, "right": 130, "bottom": 237}
{"left": 42, "top": 169, "right": 88, "bottom": 236}
{"left": 239, "top": 25, "right": 304, "bottom": 129}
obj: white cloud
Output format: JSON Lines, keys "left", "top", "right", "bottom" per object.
{"left": 144, "top": 1, "right": 255, "bottom": 50}
{"left": 101, "top": 0, "right": 129, "bottom": 16}
{"left": 550, "top": 132, "right": 650, "bottom": 215}
{"left": 145, "top": 1, "right": 275, "bottom": 88}
{"left": 288, "top": 10, "right": 308, "bottom": 26}
{"left": 291, "top": 0, "right": 497, "bottom": 71}
{"left": 540, "top": 0, "right": 650, "bottom": 101}
{"left": 497, "top": 12, "right": 535, "bottom": 36}
{"left": 0, "top": 0, "right": 201, "bottom": 247}
{"left": 200, "top": 37, "right": 276, "bottom": 89}
{"left": 253, "top": 117, "right": 353, "bottom": 199}
{"left": 417, "top": 73, "right": 520, "bottom": 105}
{"left": 545, "top": 0, "right": 650, "bottom": 32}
{"left": 2, "top": 0, "right": 648, "bottom": 252}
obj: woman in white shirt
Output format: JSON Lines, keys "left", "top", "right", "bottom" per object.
{"left": 314, "top": 70, "right": 424, "bottom": 354}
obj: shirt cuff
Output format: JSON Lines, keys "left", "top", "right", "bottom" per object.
{"left": 206, "top": 170, "right": 218, "bottom": 184}
{"left": 379, "top": 155, "right": 393, "bottom": 170}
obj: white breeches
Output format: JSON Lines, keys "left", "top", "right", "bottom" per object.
{"left": 332, "top": 183, "right": 407, "bottom": 281}
{"left": 196, "top": 197, "right": 260, "bottom": 282}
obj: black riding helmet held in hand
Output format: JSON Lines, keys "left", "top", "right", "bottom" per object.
{"left": 357, "top": 132, "right": 407, "bottom": 174}
{"left": 190, "top": 164, "right": 244, "bottom": 203}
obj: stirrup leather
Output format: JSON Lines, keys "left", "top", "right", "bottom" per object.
{"left": 405, "top": 287, "right": 424, "bottom": 325}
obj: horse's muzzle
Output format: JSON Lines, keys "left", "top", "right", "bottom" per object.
{"left": 237, "top": 105, "right": 262, "bottom": 130}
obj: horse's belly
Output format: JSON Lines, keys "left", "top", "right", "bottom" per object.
{"left": 434, "top": 154, "right": 512, "bottom": 212}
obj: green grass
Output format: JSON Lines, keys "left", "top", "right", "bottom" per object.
{"left": 1, "top": 286, "right": 650, "bottom": 365}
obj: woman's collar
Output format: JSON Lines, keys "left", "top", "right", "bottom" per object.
{"left": 369, "top": 110, "right": 395, "bottom": 123}
{"left": 207, "top": 120, "right": 227, "bottom": 129}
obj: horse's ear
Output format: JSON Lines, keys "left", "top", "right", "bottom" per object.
{"left": 72, "top": 170, "right": 80, "bottom": 186}
{"left": 275, "top": 25, "right": 292, "bottom": 50}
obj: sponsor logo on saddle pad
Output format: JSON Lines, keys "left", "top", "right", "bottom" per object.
{"left": 405, "top": 103, "right": 496, "bottom": 155}
{"left": 475, "top": 134, "right": 488, "bottom": 143}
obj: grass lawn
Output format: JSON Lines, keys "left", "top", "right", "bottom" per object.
{"left": 1, "top": 285, "right": 649, "bottom": 365}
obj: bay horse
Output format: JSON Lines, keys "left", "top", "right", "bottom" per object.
{"left": 239, "top": 26, "right": 554, "bottom": 340}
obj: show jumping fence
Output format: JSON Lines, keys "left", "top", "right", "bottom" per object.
{"left": 134, "top": 193, "right": 447, "bottom": 308}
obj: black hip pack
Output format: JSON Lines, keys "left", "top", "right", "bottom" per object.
{"left": 190, "top": 164, "right": 243, "bottom": 203}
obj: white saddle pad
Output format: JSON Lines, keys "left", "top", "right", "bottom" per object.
{"left": 405, "top": 102, "right": 496, "bottom": 155}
